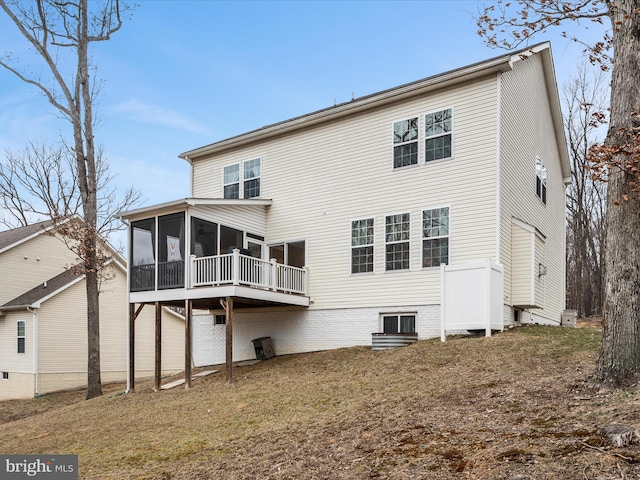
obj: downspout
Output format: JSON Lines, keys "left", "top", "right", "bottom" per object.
{"left": 27, "top": 307, "right": 38, "bottom": 395}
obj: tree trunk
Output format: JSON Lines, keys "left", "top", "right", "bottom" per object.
{"left": 78, "top": 0, "right": 102, "bottom": 399}
{"left": 596, "top": 0, "right": 640, "bottom": 386}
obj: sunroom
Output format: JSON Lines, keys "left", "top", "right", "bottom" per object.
{"left": 118, "top": 198, "right": 310, "bottom": 390}
{"left": 121, "top": 198, "right": 309, "bottom": 308}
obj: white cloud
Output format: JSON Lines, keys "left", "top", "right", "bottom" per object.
{"left": 112, "top": 99, "right": 213, "bottom": 135}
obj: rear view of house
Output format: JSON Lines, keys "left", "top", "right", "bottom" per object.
{"left": 0, "top": 219, "right": 184, "bottom": 400}
{"left": 119, "top": 42, "right": 570, "bottom": 386}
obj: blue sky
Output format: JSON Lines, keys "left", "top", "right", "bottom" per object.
{"left": 0, "top": 0, "right": 608, "bottom": 228}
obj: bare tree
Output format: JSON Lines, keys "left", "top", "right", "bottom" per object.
{"left": 0, "top": 139, "right": 141, "bottom": 246}
{"left": 564, "top": 65, "right": 607, "bottom": 319}
{"left": 0, "top": 0, "right": 127, "bottom": 398}
{"left": 476, "top": 0, "right": 640, "bottom": 386}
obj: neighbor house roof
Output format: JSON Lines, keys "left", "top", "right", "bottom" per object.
{"left": 0, "top": 219, "right": 55, "bottom": 253}
{"left": 0, "top": 268, "right": 83, "bottom": 311}
{"left": 178, "top": 42, "right": 569, "bottom": 179}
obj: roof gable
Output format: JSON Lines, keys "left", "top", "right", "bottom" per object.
{"left": 0, "top": 219, "right": 55, "bottom": 253}
{"left": 0, "top": 268, "right": 83, "bottom": 310}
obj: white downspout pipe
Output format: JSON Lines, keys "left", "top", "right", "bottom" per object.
{"left": 27, "top": 307, "right": 38, "bottom": 395}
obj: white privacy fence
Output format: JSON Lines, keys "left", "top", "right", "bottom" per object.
{"left": 440, "top": 260, "right": 504, "bottom": 341}
{"left": 191, "top": 249, "right": 308, "bottom": 295}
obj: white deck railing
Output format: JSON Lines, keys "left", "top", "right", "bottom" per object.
{"left": 190, "top": 249, "right": 308, "bottom": 295}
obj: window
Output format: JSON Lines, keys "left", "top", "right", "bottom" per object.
{"left": 2, "top": 372, "right": 8, "bottom": 380}
{"left": 425, "top": 108, "right": 452, "bottom": 161}
{"left": 269, "top": 241, "right": 306, "bottom": 267}
{"left": 351, "top": 218, "right": 374, "bottom": 274}
{"left": 382, "top": 314, "right": 416, "bottom": 333}
{"left": 17, "top": 321, "right": 25, "bottom": 354}
{"left": 385, "top": 213, "right": 410, "bottom": 271}
{"left": 535, "top": 156, "right": 547, "bottom": 204}
{"left": 224, "top": 158, "right": 261, "bottom": 199}
{"left": 393, "top": 118, "right": 418, "bottom": 168}
{"left": 223, "top": 163, "right": 240, "bottom": 199}
{"left": 214, "top": 314, "right": 226, "bottom": 325}
{"left": 422, "top": 207, "right": 449, "bottom": 267}
{"left": 243, "top": 158, "right": 261, "bottom": 198}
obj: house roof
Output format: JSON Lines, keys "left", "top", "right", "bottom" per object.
{"left": 117, "top": 197, "right": 273, "bottom": 221}
{"left": 178, "top": 42, "right": 570, "bottom": 180}
{"left": 0, "top": 268, "right": 83, "bottom": 311}
{"left": 0, "top": 219, "right": 55, "bottom": 253}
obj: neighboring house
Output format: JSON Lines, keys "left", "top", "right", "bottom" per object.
{"left": 119, "top": 42, "right": 570, "bottom": 385}
{"left": 0, "top": 219, "right": 184, "bottom": 400}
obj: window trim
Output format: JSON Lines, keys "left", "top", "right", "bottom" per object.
{"left": 424, "top": 107, "right": 453, "bottom": 163}
{"left": 350, "top": 217, "right": 375, "bottom": 275}
{"left": 392, "top": 117, "right": 419, "bottom": 169}
{"left": 422, "top": 205, "right": 450, "bottom": 269}
{"left": 535, "top": 155, "right": 547, "bottom": 205}
{"left": 17, "top": 320, "right": 26, "bottom": 354}
{"left": 223, "top": 157, "right": 262, "bottom": 199}
{"left": 380, "top": 312, "right": 417, "bottom": 334}
{"left": 384, "top": 212, "right": 411, "bottom": 271}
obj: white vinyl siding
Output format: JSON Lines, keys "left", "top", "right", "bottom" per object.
{"left": 499, "top": 53, "right": 565, "bottom": 323}
{"left": 191, "top": 75, "right": 499, "bottom": 308}
{"left": 0, "top": 233, "right": 79, "bottom": 306}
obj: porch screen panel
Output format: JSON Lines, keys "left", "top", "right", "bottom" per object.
{"left": 191, "top": 218, "right": 218, "bottom": 257}
{"left": 131, "top": 218, "right": 156, "bottom": 291}
{"left": 220, "top": 225, "right": 244, "bottom": 254}
{"left": 158, "top": 213, "right": 185, "bottom": 289}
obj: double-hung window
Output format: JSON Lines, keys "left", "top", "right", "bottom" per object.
{"left": 422, "top": 207, "right": 449, "bottom": 267}
{"left": 393, "top": 118, "right": 418, "bottom": 168}
{"left": 17, "top": 320, "right": 26, "bottom": 354}
{"left": 425, "top": 108, "right": 452, "bottom": 161}
{"left": 535, "top": 156, "right": 547, "bottom": 204}
{"left": 385, "top": 213, "right": 410, "bottom": 271}
{"left": 382, "top": 314, "right": 416, "bottom": 333}
{"left": 223, "top": 158, "right": 261, "bottom": 199}
{"left": 351, "top": 218, "right": 374, "bottom": 274}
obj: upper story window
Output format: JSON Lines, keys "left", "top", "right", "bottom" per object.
{"left": 385, "top": 213, "right": 410, "bottom": 271}
{"left": 535, "top": 156, "right": 547, "bottom": 205}
{"left": 17, "top": 320, "right": 26, "bottom": 354}
{"left": 351, "top": 218, "right": 374, "bottom": 274}
{"left": 224, "top": 158, "right": 261, "bottom": 199}
{"left": 422, "top": 207, "right": 449, "bottom": 267}
{"left": 393, "top": 118, "right": 418, "bottom": 168}
{"left": 425, "top": 108, "right": 452, "bottom": 161}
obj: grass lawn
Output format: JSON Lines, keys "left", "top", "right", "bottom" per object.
{"left": 1, "top": 324, "right": 639, "bottom": 479}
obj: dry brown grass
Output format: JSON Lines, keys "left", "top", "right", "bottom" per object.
{"left": 2, "top": 324, "right": 639, "bottom": 479}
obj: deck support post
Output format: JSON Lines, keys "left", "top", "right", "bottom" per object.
{"left": 154, "top": 301, "right": 162, "bottom": 391}
{"left": 224, "top": 296, "right": 234, "bottom": 384}
{"left": 128, "top": 303, "right": 146, "bottom": 393}
{"left": 185, "top": 299, "right": 192, "bottom": 389}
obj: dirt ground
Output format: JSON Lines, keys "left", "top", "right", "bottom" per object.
{"left": 1, "top": 323, "right": 639, "bottom": 479}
